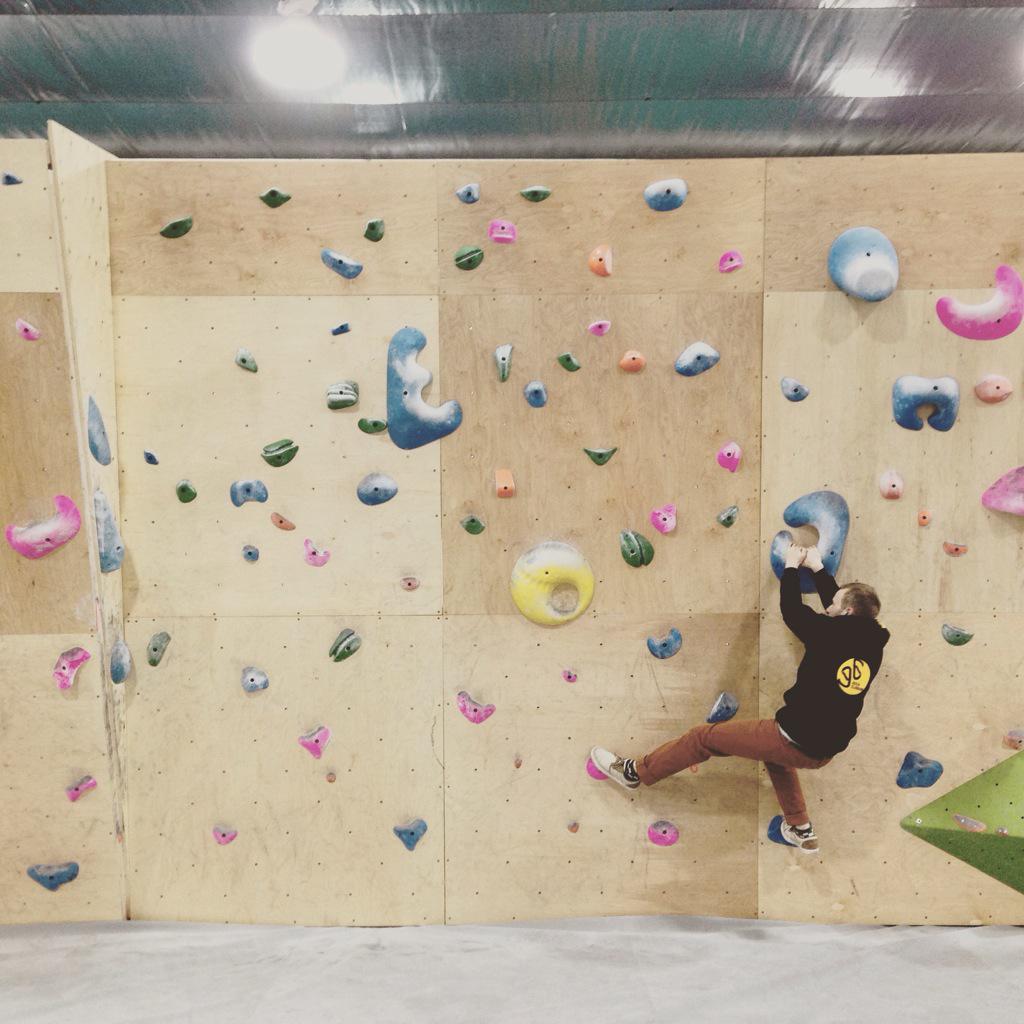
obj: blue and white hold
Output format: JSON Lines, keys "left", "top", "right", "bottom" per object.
{"left": 892, "top": 375, "right": 959, "bottom": 432}
{"left": 93, "top": 487, "right": 125, "bottom": 573}
{"left": 647, "top": 628, "right": 682, "bottom": 660}
{"left": 643, "top": 178, "right": 688, "bottom": 212}
{"left": 87, "top": 396, "right": 111, "bottom": 466}
{"left": 827, "top": 227, "right": 899, "bottom": 302}
{"left": 386, "top": 326, "right": 463, "bottom": 449}
{"left": 769, "top": 490, "right": 849, "bottom": 594}
{"left": 674, "top": 340, "right": 720, "bottom": 378}
{"left": 321, "top": 248, "right": 363, "bottom": 280}
{"left": 357, "top": 472, "right": 398, "bottom": 506}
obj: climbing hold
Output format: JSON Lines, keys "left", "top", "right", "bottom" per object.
{"left": 827, "top": 227, "right": 899, "bottom": 301}
{"left": 524, "top": 381, "right": 548, "bottom": 408}
{"left": 878, "top": 470, "right": 904, "bottom": 500}
{"left": 455, "top": 183, "right": 479, "bottom": 204}
{"left": 942, "top": 541, "right": 968, "bottom": 557}
{"left": 212, "top": 827, "right": 238, "bottom": 845}
{"left": 718, "top": 250, "right": 744, "bottom": 273}
{"left": 331, "top": 322, "right": 351, "bottom": 336}
{"left": 780, "top": 377, "right": 809, "bottom": 402}
{"left": 5, "top": 495, "right": 81, "bottom": 559}
{"left": 454, "top": 245, "right": 484, "bottom": 271}
{"left": 358, "top": 418, "right": 388, "bottom": 434}
{"left": 393, "top": 819, "right": 427, "bottom": 851}
{"left": 386, "top": 326, "right": 463, "bottom": 449}
{"left": 176, "top": 480, "right": 197, "bottom": 503}
{"left": 93, "top": 488, "right": 125, "bottom": 573}
{"left": 304, "top": 538, "right": 330, "bottom": 567}
{"left": 769, "top": 490, "right": 849, "bottom": 592}
{"left": 321, "top": 249, "right": 363, "bottom": 280}
{"left": 953, "top": 814, "right": 987, "bottom": 833}
{"left": 326, "top": 772, "right": 337, "bottom": 783}
{"left": 259, "top": 188, "right": 291, "bottom": 208}
{"left": 494, "top": 344, "right": 513, "bottom": 382}
{"left": 918, "top": 510, "right": 931, "bottom": 526}
{"left": 241, "top": 666, "right": 269, "bottom": 693}
{"left": 86, "top": 397, "right": 111, "bottom": 466}
{"left": 495, "top": 469, "right": 516, "bottom": 498}
{"left": 562, "top": 669, "right": 577, "bottom": 683}
{"left": 588, "top": 245, "right": 612, "bottom": 277}
{"left": 400, "top": 576, "right": 419, "bottom": 591}
{"left": 271, "top": 512, "right": 295, "bottom": 531}
{"left": 619, "top": 529, "right": 654, "bottom": 568}
{"left": 717, "top": 442, "right": 742, "bottom": 473}
{"left": 2, "top": 172, "right": 23, "bottom": 185}
{"left": 110, "top": 639, "right": 131, "bottom": 684}
{"left": 235, "top": 348, "right": 258, "bottom": 372}
{"left": 356, "top": 472, "right": 398, "bottom": 506}
{"left": 717, "top": 505, "right": 739, "bottom": 528}
{"left": 230, "top": 480, "right": 268, "bottom": 507}
{"left": 643, "top": 178, "right": 688, "bottom": 212}
{"left": 520, "top": 185, "right": 551, "bottom": 203}
{"left": 936, "top": 265, "right": 1024, "bottom": 340}
{"left": 146, "top": 632, "right": 171, "bottom": 667}
{"left": 707, "top": 691, "right": 739, "bottom": 723}
{"left": 650, "top": 504, "right": 676, "bottom": 534}
{"left": 298, "top": 725, "right": 331, "bottom": 759}
{"left": 981, "top": 466, "right": 1024, "bottom": 517}
{"left": 242, "top": 545, "right": 260, "bottom": 562}
{"left": 15, "top": 318, "right": 40, "bottom": 340}
{"left": 583, "top": 447, "right": 617, "bottom": 466}
{"left": 327, "top": 381, "right": 359, "bottom": 409}
{"left": 675, "top": 341, "right": 720, "bottom": 377}
{"left": 456, "top": 690, "right": 495, "bottom": 724}
{"left": 892, "top": 375, "right": 959, "bottom": 431}
{"left": 588, "top": 320, "right": 611, "bottom": 336}
{"left": 975, "top": 375, "right": 1013, "bottom": 404}
{"left": 619, "top": 350, "right": 646, "bottom": 372}
{"left": 766, "top": 815, "right": 797, "bottom": 849}
{"left": 941, "top": 624, "right": 973, "bottom": 646}
{"left": 52, "top": 647, "right": 90, "bottom": 690}
{"left": 363, "top": 218, "right": 385, "bottom": 242}
{"left": 329, "top": 628, "right": 362, "bottom": 662}
{"left": 143, "top": 449, "right": 159, "bottom": 465}
{"left": 65, "top": 776, "right": 97, "bottom": 803}
{"left": 27, "top": 863, "right": 79, "bottom": 892}
{"left": 514, "top": 756, "right": 523, "bottom": 769}
{"left": 261, "top": 438, "right": 299, "bottom": 468}
{"left": 648, "top": 821, "right": 680, "bottom": 847}
{"left": 647, "top": 628, "right": 682, "bottom": 659}
{"left": 897, "top": 751, "right": 944, "bottom": 789}
{"left": 1003, "top": 730, "right": 1024, "bottom": 750}
{"left": 460, "top": 514, "right": 486, "bottom": 535}
{"left": 557, "top": 352, "right": 581, "bottom": 372}
{"left": 160, "top": 216, "right": 193, "bottom": 239}
{"left": 488, "top": 220, "right": 517, "bottom": 244}
{"left": 585, "top": 756, "right": 608, "bottom": 780}
{"left": 568, "top": 822, "right": 579, "bottom": 833}
{"left": 509, "top": 540, "right": 595, "bottom": 626}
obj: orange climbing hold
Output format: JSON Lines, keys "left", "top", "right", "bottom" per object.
{"left": 495, "top": 469, "right": 516, "bottom": 498}
{"left": 271, "top": 512, "right": 296, "bottom": 531}
{"left": 943, "top": 541, "right": 968, "bottom": 557}
{"left": 619, "top": 350, "right": 646, "bottom": 372}
{"left": 588, "top": 245, "right": 612, "bottom": 277}
{"left": 918, "top": 509, "right": 931, "bottom": 526}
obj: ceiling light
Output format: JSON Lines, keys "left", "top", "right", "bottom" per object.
{"left": 251, "top": 19, "right": 346, "bottom": 92}
{"left": 829, "top": 68, "right": 905, "bottom": 99}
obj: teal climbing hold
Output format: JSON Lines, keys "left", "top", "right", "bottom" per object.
{"left": 358, "top": 418, "right": 388, "bottom": 434}
{"left": 557, "top": 352, "right": 581, "bottom": 372}
{"left": 329, "top": 627, "right": 362, "bottom": 662}
{"left": 364, "top": 219, "right": 385, "bottom": 242}
{"left": 717, "top": 505, "right": 739, "bottom": 527}
{"left": 394, "top": 819, "right": 427, "bottom": 851}
{"left": 584, "top": 447, "right": 617, "bottom": 466}
{"left": 520, "top": 185, "right": 551, "bottom": 203}
{"left": 87, "top": 396, "right": 111, "bottom": 466}
{"left": 27, "top": 862, "right": 78, "bottom": 891}
{"left": 321, "top": 249, "right": 363, "bottom": 280}
{"left": 619, "top": 529, "right": 654, "bottom": 567}
{"left": 259, "top": 188, "right": 291, "bottom": 208}
{"left": 93, "top": 488, "right": 125, "bottom": 573}
{"left": 235, "top": 348, "right": 258, "bottom": 373}
{"left": 146, "top": 632, "right": 171, "bottom": 667}
{"left": 261, "top": 439, "right": 299, "bottom": 468}
{"left": 160, "top": 216, "right": 193, "bottom": 239}
{"left": 454, "top": 245, "right": 484, "bottom": 271}
{"left": 460, "top": 514, "right": 486, "bottom": 535}
{"left": 176, "top": 480, "right": 197, "bottom": 503}
{"left": 494, "top": 344, "right": 513, "bottom": 382}
{"left": 110, "top": 639, "right": 131, "bottom": 684}
{"left": 327, "top": 381, "right": 359, "bottom": 409}
{"left": 242, "top": 545, "right": 259, "bottom": 562}
{"left": 941, "top": 624, "right": 973, "bottom": 646}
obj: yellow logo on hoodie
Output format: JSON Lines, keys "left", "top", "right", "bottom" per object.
{"left": 836, "top": 658, "right": 870, "bottom": 695}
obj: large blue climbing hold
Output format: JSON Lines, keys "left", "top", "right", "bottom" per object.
{"left": 647, "top": 628, "right": 682, "bottom": 659}
{"left": 896, "top": 751, "right": 944, "bottom": 789}
{"left": 643, "top": 178, "right": 688, "bottom": 212}
{"left": 394, "top": 818, "right": 427, "bottom": 851}
{"left": 769, "top": 490, "right": 849, "bottom": 593}
{"left": 357, "top": 472, "right": 398, "bottom": 506}
{"left": 386, "top": 326, "right": 463, "bottom": 450}
{"left": 674, "top": 341, "right": 720, "bottom": 377}
{"left": 230, "top": 480, "right": 269, "bottom": 507}
{"left": 706, "top": 691, "right": 739, "bottom": 723}
{"left": 87, "top": 396, "right": 111, "bottom": 466}
{"left": 766, "top": 815, "right": 796, "bottom": 848}
{"left": 892, "top": 375, "right": 959, "bottom": 432}
{"left": 93, "top": 488, "right": 125, "bottom": 573}
{"left": 827, "top": 227, "right": 899, "bottom": 302}
{"left": 321, "top": 248, "right": 363, "bottom": 280}
{"left": 27, "top": 862, "right": 79, "bottom": 891}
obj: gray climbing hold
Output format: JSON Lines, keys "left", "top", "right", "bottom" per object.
{"left": 674, "top": 341, "right": 720, "bottom": 377}
{"left": 242, "top": 545, "right": 260, "bottom": 562}
{"left": 230, "top": 480, "right": 268, "bottom": 507}
{"left": 241, "top": 666, "right": 269, "bottom": 693}
{"left": 494, "top": 344, "right": 513, "bottom": 382}
{"left": 235, "top": 348, "right": 258, "bottom": 373}
{"left": 329, "top": 627, "right": 362, "bottom": 662}
{"left": 357, "top": 472, "right": 398, "bottom": 506}
{"left": 110, "top": 639, "right": 131, "bottom": 684}
{"left": 87, "top": 396, "right": 111, "bottom": 466}
{"left": 146, "top": 631, "right": 171, "bottom": 667}
{"left": 717, "top": 505, "right": 739, "bottom": 527}
{"left": 327, "top": 381, "right": 359, "bottom": 410}
{"left": 93, "top": 488, "right": 125, "bottom": 573}
{"left": 781, "top": 377, "right": 809, "bottom": 402}
{"left": 321, "top": 249, "right": 363, "bottom": 280}
{"left": 455, "top": 183, "right": 480, "bottom": 204}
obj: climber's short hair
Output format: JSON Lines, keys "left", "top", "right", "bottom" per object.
{"left": 840, "top": 582, "right": 880, "bottom": 619}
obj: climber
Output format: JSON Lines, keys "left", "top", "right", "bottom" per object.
{"left": 591, "top": 543, "right": 889, "bottom": 853}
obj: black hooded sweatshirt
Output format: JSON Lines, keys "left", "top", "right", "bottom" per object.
{"left": 776, "top": 567, "right": 890, "bottom": 759}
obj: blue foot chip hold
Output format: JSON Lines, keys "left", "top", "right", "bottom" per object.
{"left": 393, "top": 819, "right": 427, "bottom": 851}
{"left": 766, "top": 815, "right": 795, "bottom": 848}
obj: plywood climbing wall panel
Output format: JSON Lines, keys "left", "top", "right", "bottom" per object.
{"left": 106, "top": 160, "right": 439, "bottom": 297}
{"left": 113, "top": 295, "right": 443, "bottom": 619}
{"left": 0, "top": 140, "right": 61, "bottom": 294}
{"left": 122, "top": 614, "right": 444, "bottom": 926}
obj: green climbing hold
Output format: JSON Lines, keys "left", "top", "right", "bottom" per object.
{"left": 176, "top": 480, "right": 197, "bottom": 503}
{"left": 160, "top": 216, "right": 193, "bottom": 238}
{"left": 327, "top": 381, "right": 359, "bottom": 410}
{"left": 235, "top": 348, "right": 258, "bottom": 373}
{"left": 146, "top": 631, "right": 171, "bottom": 667}
{"left": 619, "top": 529, "right": 654, "bottom": 568}
{"left": 558, "top": 352, "right": 581, "bottom": 372}
{"left": 454, "top": 245, "right": 484, "bottom": 271}
{"left": 941, "top": 623, "right": 974, "bottom": 646}
{"left": 364, "top": 218, "right": 385, "bottom": 242}
{"left": 259, "top": 188, "right": 291, "bottom": 208}
{"left": 461, "top": 515, "right": 486, "bottom": 535}
{"left": 494, "top": 344, "right": 513, "bottom": 382}
{"left": 584, "top": 447, "right": 617, "bottom": 466}
{"left": 261, "top": 439, "right": 299, "bottom": 468}
{"left": 329, "top": 627, "right": 362, "bottom": 662}
{"left": 520, "top": 185, "right": 551, "bottom": 203}
{"left": 717, "top": 505, "right": 739, "bottom": 528}
{"left": 358, "top": 418, "right": 388, "bottom": 434}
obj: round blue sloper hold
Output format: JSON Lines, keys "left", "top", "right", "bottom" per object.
{"left": 357, "top": 472, "right": 398, "bottom": 506}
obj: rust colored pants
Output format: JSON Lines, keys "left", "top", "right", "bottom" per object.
{"left": 634, "top": 718, "right": 832, "bottom": 825}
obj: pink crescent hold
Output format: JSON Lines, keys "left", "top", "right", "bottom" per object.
{"left": 5, "top": 495, "right": 82, "bottom": 559}
{"left": 935, "top": 265, "right": 1024, "bottom": 341}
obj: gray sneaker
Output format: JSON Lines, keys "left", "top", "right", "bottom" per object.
{"left": 590, "top": 746, "right": 640, "bottom": 790}
{"left": 780, "top": 821, "right": 819, "bottom": 854}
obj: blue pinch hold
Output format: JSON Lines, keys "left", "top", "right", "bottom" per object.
{"left": 780, "top": 377, "right": 809, "bottom": 402}
{"left": 143, "top": 449, "right": 159, "bottom": 465}
{"left": 2, "top": 172, "right": 23, "bottom": 186}
{"left": 321, "top": 248, "right": 363, "bottom": 280}
{"left": 110, "top": 638, "right": 132, "bottom": 684}
{"left": 524, "top": 380, "right": 548, "bottom": 408}
{"left": 93, "top": 488, "right": 125, "bottom": 573}
{"left": 386, "top": 326, "right": 463, "bottom": 450}
{"left": 892, "top": 375, "right": 959, "bottom": 432}
{"left": 357, "top": 472, "right": 398, "bottom": 506}
{"left": 643, "top": 178, "right": 688, "bottom": 212}
{"left": 241, "top": 666, "right": 269, "bottom": 693}
{"left": 393, "top": 818, "right": 427, "bottom": 851}
{"left": 230, "top": 480, "right": 268, "bottom": 507}
{"left": 766, "top": 815, "right": 795, "bottom": 848}
{"left": 769, "top": 490, "right": 849, "bottom": 593}
{"left": 706, "top": 691, "right": 739, "bottom": 723}
{"left": 674, "top": 341, "right": 720, "bottom": 377}
{"left": 87, "top": 396, "right": 111, "bottom": 466}
{"left": 827, "top": 227, "right": 899, "bottom": 302}
{"left": 242, "top": 545, "right": 260, "bottom": 562}
{"left": 455, "top": 183, "right": 479, "bottom": 204}
{"left": 896, "top": 751, "right": 944, "bottom": 789}
{"left": 27, "top": 862, "right": 79, "bottom": 891}
{"left": 647, "top": 628, "right": 682, "bottom": 659}
{"left": 331, "top": 322, "right": 351, "bottom": 336}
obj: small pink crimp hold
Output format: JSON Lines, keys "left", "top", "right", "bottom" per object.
{"left": 717, "top": 442, "right": 742, "bottom": 473}
{"left": 15, "top": 318, "right": 41, "bottom": 340}
{"left": 718, "top": 251, "right": 744, "bottom": 274}
{"left": 65, "top": 776, "right": 97, "bottom": 802}
{"left": 587, "top": 320, "right": 611, "bottom": 336}
{"left": 212, "top": 827, "right": 238, "bottom": 845}
{"left": 299, "top": 725, "right": 331, "bottom": 759}
{"left": 649, "top": 503, "right": 677, "bottom": 534}
{"left": 53, "top": 646, "right": 91, "bottom": 690}
{"left": 487, "top": 219, "right": 517, "bottom": 244}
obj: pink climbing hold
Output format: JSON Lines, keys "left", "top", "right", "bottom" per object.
{"left": 717, "top": 442, "right": 742, "bottom": 473}
{"left": 65, "top": 776, "right": 96, "bottom": 802}
{"left": 298, "top": 725, "right": 331, "bottom": 759}
{"left": 487, "top": 219, "right": 517, "bottom": 244}
{"left": 981, "top": 466, "right": 1024, "bottom": 517}
{"left": 400, "top": 576, "right": 420, "bottom": 591}
{"left": 5, "top": 495, "right": 81, "bottom": 559}
{"left": 649, "top": 503, "right": 676, "bottom": 534}
{"left": 935, "top": 265, "right": 1024, "bottom": 341}
{"left": 953, "top": 814, "right": 987, "bottom": 833}
{"left": 15, "top": 318, "right": 41, "bottom": 340}
{"left": 588, "top": 320, "right": 611, "bottom": 336}
{"left": 212, "top": 827, "right": 238, "bottom": 845}
{"left": 586, "top": 756, "right": 608, "bottom": 780}
{"left": 456, "top": 690, "right": 495, "bottom": 724}
{"left": 1002, "top": 729, "right": 1024, "bottom": 750}
{"left": 878, "top": 469, "right": 904, "bottom": 500}
{"left": 974, "top": 375, "right": 1013, "bottom": 404}
{"left": 562, "top": 669, "right": 577, "bottom": 683}
{"left": 303, "top": 538, "right": 330, "bottom": 567}
{"left": 52, "top": 646, "right": 90, "bottom": 690}
{"left": 647, "top": 820, "right": 680, "bottom": 847}
{"left": 718, "top": 251, "right": 744, "bottom": 274}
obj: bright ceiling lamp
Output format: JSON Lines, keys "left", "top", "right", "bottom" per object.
{"left": 829, "top": 67, "right": 906, "bottom": 99}
{"left": 251, "top": 18, "right": 346, "bottom": 92}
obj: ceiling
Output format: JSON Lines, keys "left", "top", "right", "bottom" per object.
{"left": 2, "top": 1, "right": 1024, "bottom": 158}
